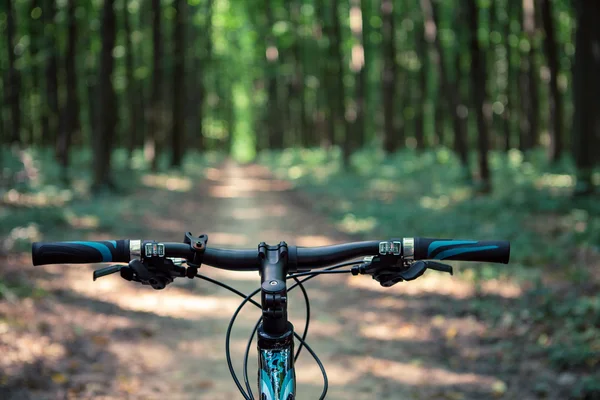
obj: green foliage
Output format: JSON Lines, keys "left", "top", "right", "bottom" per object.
{"left": 0, "top": 147, "right": 223, "bottom": 249}
{"left": 572, "top": 374, "right": 600, "bottom": 400}
{"left": 259, "top": 147, "right": 600, "bottom": 276}
{"left": 0, "top": 279, "right": 48, "bottom": 300}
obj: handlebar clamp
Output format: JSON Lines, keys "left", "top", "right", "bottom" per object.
{"left": 183, "top": 232, "right": 208, "bottom": 278}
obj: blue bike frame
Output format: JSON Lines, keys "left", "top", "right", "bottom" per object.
{"left": 258, "top": 340, "right": 295, "bottom": 400}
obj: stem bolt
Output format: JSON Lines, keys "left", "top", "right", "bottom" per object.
{"left": 269, "top": 280, "right": 278, "bottom": 286}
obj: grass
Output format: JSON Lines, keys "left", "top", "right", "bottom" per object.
{"left": 0, "top": 146, "right": 224, "bottom": 251}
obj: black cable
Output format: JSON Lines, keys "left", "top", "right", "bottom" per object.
{"left": 241, "top": 276, "right": 311, "bottom": 397}
{"left": 242, "top": 261, "right": 361, "bottom": 397}
{"left": 225, "top": 287, "right": 261, "bottom": 400}
{"left": 293, "top": 277, "right": 310, "bottom": 362}
{"left": 196, "top": 260, "right": 361, "bottom": 399}
{"left": 227, "top": 286, "right": 329, "bottom": 400}
{"left": 195, "top": 274, "right": 261, "bottom": 308}
{"left": 288, "top": 260, "right": 362, "bottom": 291}
{"left": 243, "top": 317, "right": 261, "bottom": 397}
{"left": 287, "top": 269, "right": 353, "bottom": 279}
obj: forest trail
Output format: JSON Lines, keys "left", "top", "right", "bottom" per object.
{"left": 1, "top": 161, "right": 558, "bottom": 400}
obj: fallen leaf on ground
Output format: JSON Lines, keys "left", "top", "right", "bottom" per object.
{"left": 492, "top": 380, "right": 507, "bottom": 397}
{"left": 51, "top": 372, "right": 68, "bottom": 384}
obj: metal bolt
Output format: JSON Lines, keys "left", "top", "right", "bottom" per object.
{"left": 269, "top": 280, "right": 278, "bottom": 286}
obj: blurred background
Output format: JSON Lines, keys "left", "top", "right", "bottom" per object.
{"left": 1, "top": 0, "right": 599, "bottom": 399}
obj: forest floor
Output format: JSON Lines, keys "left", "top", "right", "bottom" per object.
{"left": 0, "top": 160, "right": 589, "bottom": 400}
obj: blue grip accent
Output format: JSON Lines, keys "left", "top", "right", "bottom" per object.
{"left": 108, "top": 240, "right": 117, "bottom": 248}
{"left": 428, "top": 240, "right": 477, "bottom": 257}
{"left": 433, "top": 245, "right": 499, "bottom": 260}
{"left": 65, "top": 241, "right": 113, "bottom": 262}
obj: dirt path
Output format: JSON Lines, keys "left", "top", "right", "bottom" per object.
{"left": 1, "top": 161, "right": 567, "bottom": 399}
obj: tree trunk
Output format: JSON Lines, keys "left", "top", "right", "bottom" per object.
{"left": 435, "top": 94, "right": 445, "bottom": 146}
{"left": 57, "top": 0, "right": 79, "bottom": 181}
{"left": 188, "top": 0, "right": 212, "bottom": 151}
{"left": 467, "top": 0, "right": 491, "bottom": 192}
{"left": 28, "top": 0, "right": 43, "bottom": 146}
{"left": 124, "top": 0, "right": 139, "bottom": 160}
{"left": 93, "top": 0, "right": 117, "bottom": 190}
{"left": 421, "top": 0, "right": 469, "bottom": 169}
{"left": 171, "top": 0, "right": 185, "bottom": 167}
{"left": 349, "top": 0, "right": 366, "bottom": 154}
{"left": 358, "top": 0, "right": 370, "bottom": 148}
{"left": 265, "top": 0, "right": 283, "bottom": 149}
{"left": 503, "top": 0, "right": 515, "bottom": 152}
{"left": 145, "top": 0, "right": 162, "bottom": 170}
{"left": 331, "top": 0, "right": 350, "bottom": 166}
{"left": 5, "top": 0, "right": 21, "bottom": 145}
{"left": 321, "top": 0, "right": 337, "bottom": 148}
{"left": 541, "top": 0, "right": 563, "bottom": 163}
{"left": 381, "top": 0, "right": 397, "bottom": 154}
{"left": 291, "top": 0, "right": 307, "bottom": 148}
{"left": 572, "top": 0, "right": 600, "bottom": 196}
{"left": 519, "top": 0, "right": 539, "bottom": 152}
{"left": 415, "top": 15, "right": 427, "bottom": 151}
{"left": 43, "top": 0, "right": 59, "bottom": 147}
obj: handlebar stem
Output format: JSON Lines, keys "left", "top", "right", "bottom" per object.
{"left": 258, "top": 242, "right": 291, "bottom": 336}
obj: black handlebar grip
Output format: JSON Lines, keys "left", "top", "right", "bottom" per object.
{"left": 413, "top": 238, "right": 510, "bottom": 264}
{"left": 32, "top": 240, "right": 130, "bottom": 266}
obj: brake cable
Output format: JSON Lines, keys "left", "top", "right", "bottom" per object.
{"left": 196, "top": 260, "right": 361, "bottom": 400}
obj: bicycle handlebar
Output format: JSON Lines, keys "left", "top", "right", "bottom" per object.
{"left": 31, "top": 240, "right": 131, "bottom": 266}
{"left": 32, "top": 237, "right": 510, "bottom": 269}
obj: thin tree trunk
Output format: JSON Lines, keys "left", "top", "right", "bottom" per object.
{"left": 421, "top": 0, "right": 469, "bottom": 169}
{"left": 381, "top": 0, "right": 397, "bottom": 154}
{"left": 435, "top": 94, "right": 445, "bottom": 146}
{"left": 350, "top": 0, "right": 366, "bottom": 151}
{"left": 57, "top": 0, "right": 78, "bottom": 181}
{"left": 541, "top": 0, "right": 563, "bottom": 163}
{"left": 358, "top": 0, "right": 370, "bottom": 148}
{"left": 291, "top": 0, "right": 307, "bottom": 148}
{"left": 189, "top": 0, "right": 213, "bottom": 151}
{"left": 93, "top": 0, "right": 117, "bottom": 190}
{"left": 519, "top": 0, "right": 539, "bottom": 152}
{"left": 503, "top": 0, "right": 515, "bottom": 152}
{"left": 5, "top": 0, "right": 21, "bottom": 145}
{"left": 415, "top": 15, "right": 427, "bottom": 151}
{"left": 572, "top": 0, "right": 600, "bottom": 196}
{"left": 331, "top": 0, "right": 350, "bottom": 166}
{"left": 124, "top": 0, "right": 139, "bottom": 159}
{"left": 171, "top": 0, "right": 185, "bottom": 167}
{"left": 145, "top": 0, "right": 162, "bottom": 170}
{"left": 43, "top": 0, "right": 59, "bottom": 147}
{"left": 467, "top": 0, "right": 491, "bottom": 192}
{"left": 310, "top": 0, "right": 326, "bottom": 147}
{"left": 225, "top": 83, "right": 235, "bottom": 154}
{"left": 265, "top": 0, "right": 283, "bottom": 149}
{"left": 321, "top": 0, "right": 337, "bottom": 148}
{"left": 28, "top": 0, "right": 43, "bottom": 146}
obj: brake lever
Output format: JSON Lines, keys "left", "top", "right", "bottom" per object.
{"left": 425, "top": 260, "right": 454, "bottom": 275}
{"left": 93, "top": 264, "right": 123, "bottom": 281}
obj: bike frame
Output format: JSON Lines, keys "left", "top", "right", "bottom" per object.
{"left": 257, "top": 324, "right": 295, "bottom": 400}
{"left": 256, "top": 241, "right": 296, "bottom": 400}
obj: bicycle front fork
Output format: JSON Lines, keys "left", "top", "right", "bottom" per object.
{"left": 257, "top": 322, "right": 296, "bottom": 400}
